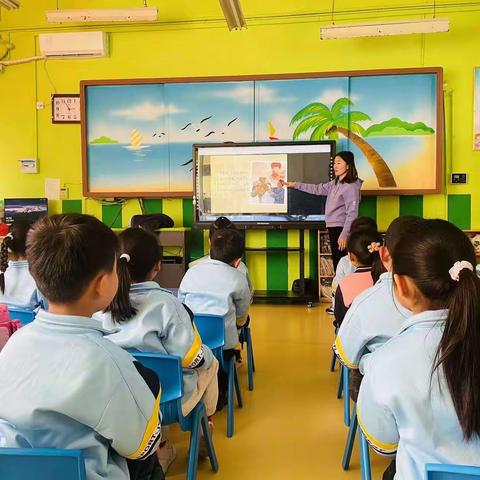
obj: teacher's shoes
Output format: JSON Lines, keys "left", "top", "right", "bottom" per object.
{"left": 326, "top": 306, "right": 334, "bottom": 315}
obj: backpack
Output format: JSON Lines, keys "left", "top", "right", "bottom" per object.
{"left": 0, "top": 305, "right": 23, "bottom": 351}
{"left": 291, "top": 278, "right": 317, "bottom": 296}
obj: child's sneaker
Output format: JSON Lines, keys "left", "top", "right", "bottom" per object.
{"left": 156, "top": 440, "right": 176, "bottom": 475}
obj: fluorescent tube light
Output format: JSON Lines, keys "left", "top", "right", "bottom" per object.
{"left": 0, "top": 0, "right": 20, "bottom": 9}
{"left": 219, "top": 0, "right": 247, "bottom": 30}
{"left": 46, "top": 8, "right": 158, "bottom": 23}
{"left": 320, "top": 18, "right": 449, "bottom": 40}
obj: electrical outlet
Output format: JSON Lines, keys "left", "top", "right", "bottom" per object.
{"left": 451, "top": 173, "right": 468, "bottom": 184}
{"left": 60, "top": 187, "right": 69, "bottom": 200}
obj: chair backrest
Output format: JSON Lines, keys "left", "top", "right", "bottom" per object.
{"left": 194, "top": 314, "right": 225, "bottom": 351}
{"left": 426, "top": 464, "right": 480, "bottom": 479}
{"left": 8, "top": 307, "right": 36, "bottom": 326}
{"left": 0, "top": 448, "right": 86, "bottom": 480}
{"left": 128, "top": 351, "right": 183, "bottom": 404}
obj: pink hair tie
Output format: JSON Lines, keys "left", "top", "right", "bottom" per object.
{"left": 449, "top": 261, "right": 474, "bottom": 282}
{"left": 367, "top": 242, "right": 381, "bottom": 253}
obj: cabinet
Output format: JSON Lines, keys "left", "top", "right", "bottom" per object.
{"left": 318, "top": 230, "right": 334, "bottom": 303}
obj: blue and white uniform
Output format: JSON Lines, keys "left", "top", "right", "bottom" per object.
{"left": 0, "top": 310, "right": 162, "bottom": 480}
{"left": 179, "top": 259, "right": 252, "bottom": 350}
{"left": 332, "top": 255, "right": 356, "bottom": 291}
{"left": 357, "top": 309, "right": 480, "bottom": 480}
{"left": 334, "top": 272, "right": 411, "bottom": 373}
{"left": 189, "top": 255, "right": 254, "bottom": 295}
{"left": 96, "top": 281, "right": 216, "bottom": 411}
{"left": 0, "top": 260, "right": 44, "bottom": 310}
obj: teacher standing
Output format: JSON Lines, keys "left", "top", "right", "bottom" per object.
{"left": 285, "top": 151, "right": 362, "bottom": 271}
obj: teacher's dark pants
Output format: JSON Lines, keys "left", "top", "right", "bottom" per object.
{"left": 328, "top": 227, "right": 348, "bottom": 271}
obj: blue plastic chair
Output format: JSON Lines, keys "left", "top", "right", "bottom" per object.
{"left": 194, "top": 314, "right": 243, "bottom": 438}
{"left": 129, "top": 351, "right": 218, "bottom": 480}
{"left": 8, "top": 307, "right": 36, "bottom": 325}
{"left": 239, "top": 323, "right": 255, "bottom": 391}
{"left": 336, "top": 363, "right": 351, "bottom": 427}
{"left": 0, "top": 448, "right": 86, "bottom": 480}
{"left": 426, "top": 464, "right": 480, "bottom": 479}
{"left": 342, "top": 404, "right": 372, "bottom": 480}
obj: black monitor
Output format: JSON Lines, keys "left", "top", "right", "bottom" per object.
{"left": 194, "top": 141, "right": 334, "bottom": 228}
{"left": 4, "top": 198, "right": 48, "bottom": 225}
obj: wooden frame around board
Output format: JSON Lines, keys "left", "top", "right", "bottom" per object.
{"left": 80, "top": 66, "right": 444, "bottom": 198}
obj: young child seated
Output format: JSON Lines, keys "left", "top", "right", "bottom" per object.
{"left": 96, "top": 227, "right": 219, "bottom": 474}
{"left": 189, "top": 216, "right": 253, "bottom": 295}
{"left": 357, "top": 219, "right": 480, "bottom": 479}
{"left": 328, "top": 216, "right": 378, "bottom": 315}
{"left": 334, "top": 216, "right": 423, "bottom": 373}
{"left": 0, "top": 214, "right": 163, "bottom": 480}
{"left": 333, "top": 228, "right": 383, "bottom": 328}
{"left": 0, "top": 220, "right": 44, "bottom": 310}
{"left": 179, "top": 228, "right": 252, "bottom": 406}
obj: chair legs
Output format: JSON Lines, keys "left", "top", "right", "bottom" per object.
{"left": 234, "top": 363, "right": 243, "bottom": 409}
{"left": 359, "top": 429, "right": 372, "bottom": 480}
{"left": 337, "top": 365, "right": 344, "bottom": 399}
{"left": 245, "top": 326, "right": 255, "bottom": 391}
{"left": 227, "top": 357, "right": 235, "bottom": 438}
{"left": 200, "top": 409, "right": 219, "bottom": 473}
{"left": 342, "top": 404, "right": 358, "bottom": 470}
{"left": 330, "top": 350, "right": 337, "bottom": 372}
{"left": 343, "top": 366, "right": 351, "bottom": 427}
{"left": 186, "top": 407, "right": 201, "bottom": 480}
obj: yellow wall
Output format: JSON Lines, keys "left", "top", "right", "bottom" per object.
{"left": 1, "top": 0, "right": 480, "bottom": 288}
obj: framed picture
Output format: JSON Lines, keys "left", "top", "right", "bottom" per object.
{"left": 81, "top": 67, "right": 443, "bottom": 198}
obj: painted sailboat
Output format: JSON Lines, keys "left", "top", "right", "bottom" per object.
{"left": 124, "top": 129, "right": 149, "bottom": 150}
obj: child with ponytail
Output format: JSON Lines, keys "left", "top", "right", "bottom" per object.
{"left": 357, "top": 219, "right": 480, "bottom": 479}
{"left": 96, "top": 227, "right": 219, "bottom": 474}
{"left": 0, "top": 220, "right": 43, "bottom": 309}
{"left": 333, "top": 228, "right": 384, "bottom": 328}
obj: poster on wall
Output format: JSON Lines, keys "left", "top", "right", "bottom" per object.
{"left": 474, "top": 68, "right": 480, "bottom": 150}
{"left": 81, "top": 68, "right": 443, "bottom": 197}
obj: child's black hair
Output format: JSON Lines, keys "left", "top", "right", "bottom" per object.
{"left": 0, "top": 220, "right": 32, "bottom": 294}
{"left": 392, "top": 219, "right": 480, "bottom": 440}
{"left": 346, "top": 229, "right": 383, "bottom": 282}
{"left": 384, "top": 215, "right": 424, "bottom": 255}
{"left": 210, "top": 228, "right": 245, "bottom": 265}
{"left": 350, "top": 216, "right": 378, "bottom": 234}
{"left": 26, "top": 214, "right": 118, "bottom": 303}
{"left": 104, "top": 227, "right": 162, "bottom": 324}
{"left": 209, "top": 216, "right": 235, "bottom": 240}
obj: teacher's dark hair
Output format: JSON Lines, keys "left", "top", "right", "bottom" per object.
{"left": 336, "top": 151, "right": 358, "bottom": 184}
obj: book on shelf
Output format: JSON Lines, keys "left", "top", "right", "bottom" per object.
{"left": 320, "top": 277, "right": 332, "bottom": 298}
{"left": 320, "top": 256, "right": 334, "bottom": 277}
{"left": 320, "top": 232, "right": 331, "bottom": 254}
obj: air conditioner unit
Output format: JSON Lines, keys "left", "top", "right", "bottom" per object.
{"left": 39, "top": 32, "right": 108, "bottom": 58}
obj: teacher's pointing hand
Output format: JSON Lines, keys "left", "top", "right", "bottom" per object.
{"left": 280, "top": 181, "right": 296, "bottom": 188}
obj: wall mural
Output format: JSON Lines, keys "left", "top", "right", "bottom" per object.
{"left": 81, "top": 68, "right": 442, "bottom": 197}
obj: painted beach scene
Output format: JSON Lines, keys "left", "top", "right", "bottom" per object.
{"left": 85, "top": 72, "right": 439, "bottom": 195}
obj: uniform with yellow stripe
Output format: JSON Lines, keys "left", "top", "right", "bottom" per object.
{"left": 97, "top": 281, "right": 218, "bottom": 415}
{"left": 357, "top": 309, "right": 480, "bottom": 479}
{"left": 0, "top": 310, "right": 162, "bottom": 480}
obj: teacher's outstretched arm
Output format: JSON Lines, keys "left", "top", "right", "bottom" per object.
{"left": 282, "top": 180, "right": 333, "bottom": 196}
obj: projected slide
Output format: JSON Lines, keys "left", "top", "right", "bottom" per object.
{"left": 209, "top": 154, "right": 287, "bottom": 214}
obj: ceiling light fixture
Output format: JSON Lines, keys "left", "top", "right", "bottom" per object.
{"left": 320, "top": 18, "right": 450, "bottom": 40}
{"left": 219, "top": 0, "right": 247, "bottom": 30}
{"left": 45, "top": 7, "right": 158, "bottom": 23}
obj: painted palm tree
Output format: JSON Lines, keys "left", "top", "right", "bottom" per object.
{"left": 290, "top": 98, "right": 396, "bottom": 187}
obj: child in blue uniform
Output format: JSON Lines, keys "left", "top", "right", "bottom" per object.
{"left": 334, "top": 216, "right": 423, "bottom": 373}
{"left": 358, "top": 219, "right": 480, "bottom": 479}
{"left": 98, "top": 227, "right": 219, "bottom": 474}
{"left": 179, "top": 228, "right": 251, "bottom": 407}
{"left": 0, "top": 220, "right": 44, "bottom": 310}
{"left": 0, "top": 214, "right": 163, "bottom": 480}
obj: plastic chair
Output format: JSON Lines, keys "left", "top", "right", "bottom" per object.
{"left": 194, "top": 314, "right": 243, "bottom": 438}
{"left": 342, "top": 404, "right": 372, "bottom": 480}
{"left": 8, "top": 307, "right": 36, "bottom": 326}
{"left": 129, "top": 351, "right": 218, "bottom": 480}
{"left": 426, "top": 464, "right": 480, "bottom": 479}
{"left": 239, "top": 323, "right": 255, "bottom": 391}
{"left": 343, "top": 365, "right": 351, "bottom": 426}
{"left": 0, "top": 448, "right": 86, "bottom": 480}
{"left": 330, "top": 350, "right": 337, "bottom": 372}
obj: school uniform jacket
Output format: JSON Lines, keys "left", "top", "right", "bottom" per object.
{"left": 333, "top": 267, "right": 373, "bottom": 328}
{"left": 189, "top": 255, "right": 254, "bottom": 295}
{"left": 334, "top": 272, "right": 411, "bottom": 373}
{"left": 0, "top": 310, "right": 162, "bottom": 480}
{"left": 357, "top": 309, "right": 480, "bottom": 480}
{"left": 178, "top": 259, "right": 252, "bottom": 350}
{"left": 332, "top": 255, "right": 356, "bottom": 291}
{"left": 0, "top": 260, "right": 44, "bottom": 310}
{"left": 97, "top": 281, "right": 215, "bottom": 406}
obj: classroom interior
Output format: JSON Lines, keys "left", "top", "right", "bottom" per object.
{"left": 1, "top": 1, "right": 480, "bottom": 479}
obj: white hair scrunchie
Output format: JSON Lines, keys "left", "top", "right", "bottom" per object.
{"left": 119, "top": 253, "right": 131, "bottom": 263}
{"left": 367, "top": 242, "right": 381, "bottom": 253}
{"left": 5, "top": 233, "right": 13, "bottom": 240}
{"left": 449, "top": 261, "right": 474, "bottom": 282}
